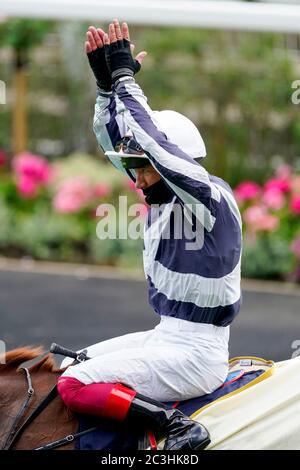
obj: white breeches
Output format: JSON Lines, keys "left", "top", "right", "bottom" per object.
{"left": 60, "top": 316, "right": 230, "bottom": 402}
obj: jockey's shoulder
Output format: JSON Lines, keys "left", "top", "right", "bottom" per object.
{"left": 208, "top": 173, "right": 234, "bottom": 195}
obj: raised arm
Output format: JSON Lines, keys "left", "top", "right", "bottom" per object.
{"left": 85, "top": 26, "right": 125, "bottom": 152}
{"left": 103, "top": 21, "right": 222, "bottom": 230}
{"left": 93, "top": 89, "right": 128, "bottom": 152}
{"left": 86, "top": 24, "right": 147, "bottom": 153}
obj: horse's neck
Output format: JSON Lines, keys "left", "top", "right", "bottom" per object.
{"left": 0, "top": 371, "right": 28, "bottom": 449}
{"left": 0, "top": 369, "right": 77, "bottom": 450}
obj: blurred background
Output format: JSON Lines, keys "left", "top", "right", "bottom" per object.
{"left": 0, "top": 0, "right": 299, "bottom": 361}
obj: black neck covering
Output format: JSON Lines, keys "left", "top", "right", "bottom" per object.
{"left": 142, "top": 178, "right": 173, "bottom": 205}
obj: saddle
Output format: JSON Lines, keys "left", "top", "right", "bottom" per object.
{"left": 75, "top": 356, "right": 274, "bottom": 450}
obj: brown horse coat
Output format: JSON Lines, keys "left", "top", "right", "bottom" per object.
{"left": 0, "top": 347, "right": 77, "bottom": 450}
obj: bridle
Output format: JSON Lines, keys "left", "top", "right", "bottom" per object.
{"left": 2, "top": 367, "right": 34, "bottom": 450}
{"left": 2, "top": 358, "right": 98, "bottom": 450}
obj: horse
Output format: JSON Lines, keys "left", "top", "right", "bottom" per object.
{"left": 0, "top": 347, "right": 77, "bottom": 450}
{"left": 1, "top": 346, "right": 300, "bottom": 450}
{"left": 0, "top": 346, "right": 146, "bottom": 451}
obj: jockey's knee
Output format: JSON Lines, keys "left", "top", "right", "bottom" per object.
{"left": 57, "top": 376, "right": 84, "bottom": 409}
{"left": 57, "top": 377, "right": 137, "bottom": 419}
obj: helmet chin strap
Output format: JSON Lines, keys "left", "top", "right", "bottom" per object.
{"left": 142, "top": 179, "right": 173, "bottom": 205}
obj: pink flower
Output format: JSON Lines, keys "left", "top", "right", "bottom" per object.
{"left": 93, "top": 182, "right": 111, "bottom": 198}
{"left": 123, "top": 177, "right": 144, "bottom": 200}
{"left": 16, "top": 176, "right": 38, "bottom": 198}
{"left": 13, "top": 152, "right": 51, "bottom": 184}
{"left": 53, "top": 193, "right": 81, "bottom": 213}
{"left": 13, "top": 152, "right": 51, "bottom": 199}
{"left": 234, "top": 181, "right": 261, "bottom": 203}
{"left": 262, "top": 188, "right": 285, "bottom": 211}
{"left": 244, "top": 205, "right": 265, "bottom": 225}
{"left": 291, "top": 176, "right": 300, "bottom": 195}
{"left": 124, "top": 178, "right": 137, "bottom": 191}
{"left": 264, "top": 178, "right": 290, "bottom": 193}
{"left": 276, "top": 164, "right": 292, "bottom": 182}
{"left": 291, "top": 237, "right": 300, "bottom": 259}
{"left": 258, "top": 214, "right": 279, "bottom": 231}
{"left": 53, "top": 177, "right": 93, "bottom": 213}
{"left": 243, "top": 205, "right": 279, "bottom": 232}
{"left": 136, "top": 203, "right": 148, "bottom": 219}
{"left": 290, "top": 196, "right": 300, "bottom": 214}
{"left": 0, "top": 149, "right": 6, "bottom": 166}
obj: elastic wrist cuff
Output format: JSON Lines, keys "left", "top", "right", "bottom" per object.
{"left": 112, "top": 68, "right": 134, "bottom": 81}
{"left": 114, "top": 76, "right": 135, "bottom": 90}
{"left": 97, "top": 87, "right": 113, "bottom": 98}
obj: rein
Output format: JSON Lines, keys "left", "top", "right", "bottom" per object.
{"left": 2, "top": 367, "right": 34, "bottom": 450}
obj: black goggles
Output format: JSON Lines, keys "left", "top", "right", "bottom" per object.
{"left": 113, "top": 136, "right": 150, "bottom": 169}
{"left": 115, "top": 136, "right": 145, "bottom": 155}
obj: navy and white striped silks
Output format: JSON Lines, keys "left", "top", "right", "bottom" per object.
{"left": 93, "top": 78, "right": 242, "bottom": 327}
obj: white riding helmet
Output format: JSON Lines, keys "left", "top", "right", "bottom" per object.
{"left": 152, "top": 110, "right": 206, "bottom": 160}
{"left": 105, "top": 110, "right": 206, "bottom": 174}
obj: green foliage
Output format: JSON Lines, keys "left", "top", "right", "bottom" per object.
{"left": 0, "top": 151, "right": 145, "bottom": 266}
{"left": 1, "top": 22, "right": 299, "bottom": 184}
{"left": 0, "top": 196, "right": 13, "bottom": 247}
{"left": 242, "top": 235, "right": 295, "bottom": 280}
{"left": 0, "top": 19, "right": 53, "bottom": 50}
{"left": 133, "top": 27, "right": 299, "bottom": 184}
{"left": 88, "top": 236, "right": 143, "bottom": 268}
{"left": 236, "top": 165, "right": 300, "bottom": 281}
{"left": 0, "top": 149, "right": 299, "bottom": 281}
{"left": 13, "top": 206, "right": 87, "bottom": 261}
{"left": 51, "top": 153, "right": 122, "bottom": 189}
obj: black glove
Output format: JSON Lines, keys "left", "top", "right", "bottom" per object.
{"left": 87, "top": 47, "right": 112, "bottom": 92}
{"left": 104, "top": 38, "right": 141, "bottom": 84}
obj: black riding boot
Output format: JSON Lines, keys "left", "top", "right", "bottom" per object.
{"left": 127, "top": 394, "right": 211, "bottom": 450}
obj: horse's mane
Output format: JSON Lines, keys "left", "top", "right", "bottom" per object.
{"left": 0, "top": 346, "right": 62, "bottom": 373}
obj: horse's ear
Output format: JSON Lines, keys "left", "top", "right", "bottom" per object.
{"left": 0, "top": 347, "right": 44, "bottom": 371}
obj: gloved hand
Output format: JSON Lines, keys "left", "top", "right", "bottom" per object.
{"left": 103, "top": 20, "right": 147, "bottom": 84}
{"left": 87, "top": 48, "right": 112, "bottom": 91}
{"left": 105, "top": 38, "right": 141, "bottom": 84}
{"left": 85, "top": 27, "right": 112, "bottom": 91}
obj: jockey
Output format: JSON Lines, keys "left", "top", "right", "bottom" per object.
{"left": 57, "top": 20, "right": 242, "bottom": 451}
